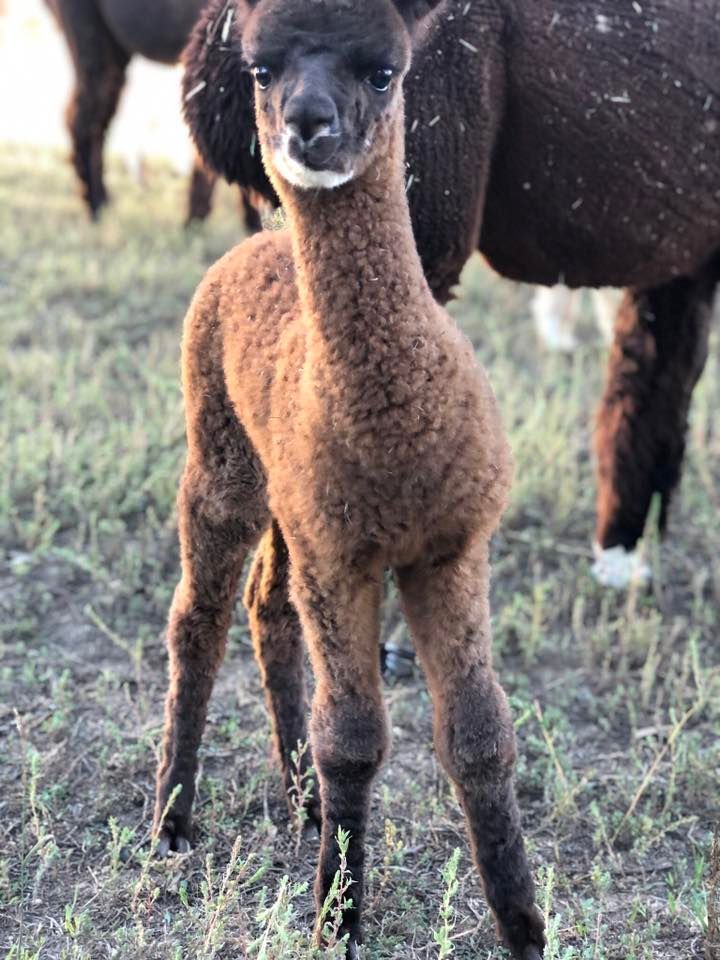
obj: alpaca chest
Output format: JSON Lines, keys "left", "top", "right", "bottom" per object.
{"left": 273, "top": 374, "right": 510, "bottom": 562}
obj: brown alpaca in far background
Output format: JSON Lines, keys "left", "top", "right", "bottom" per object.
{"left": 153, "top": 1, "right": 544, "bottom": 956}
{"left": 43, "top": 0, "right": 262, "bottom": 228}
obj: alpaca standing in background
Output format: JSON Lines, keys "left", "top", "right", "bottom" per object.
{"left": 532, "top": 286, "right": 621, "bottom": 353}
{"left": 183, "top": 0, "right": 720, "bottom": 589}
{"left": 44, "top": 0, "right": 262, "bottom": 228}
{"left": 153, "top": 1, "right": 544, "bottom": 956}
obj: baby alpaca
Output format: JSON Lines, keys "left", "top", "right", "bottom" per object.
{"left": 153, "top": 1, "right": 544, "bottom": 956}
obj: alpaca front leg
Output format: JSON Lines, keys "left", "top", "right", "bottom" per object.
{"left": 397, "top": 541, "right": 545, "bottom": 960}
{"left": 52, "top": 0, "right": 130, "bottom": 218}
{"left": 243, "top": 522, "right": 319, "bottom": 828}
{"left": 291, "top": 563, "right": 388, "bottom": 955}
{"left": 154, "top": 479, "right": 251, "bottom": 855}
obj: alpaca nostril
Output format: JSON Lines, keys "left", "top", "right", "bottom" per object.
{"left": 284, "top": 94, "right": 338, "bottom": 146}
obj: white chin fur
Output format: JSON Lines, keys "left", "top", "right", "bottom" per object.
{"left": 273, "top": 147, "right": 354, "bottom": 190}
{"left": 591, "top": 542, "right": 652, "bottom": 590}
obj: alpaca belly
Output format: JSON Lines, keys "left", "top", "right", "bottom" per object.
{"left": 97, "top": 0, "right": 204, "bottom": 61}
{"left": 482, "top": 0, "right": 720, "bottom": 289}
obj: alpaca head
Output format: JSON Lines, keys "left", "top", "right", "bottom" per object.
{"left": 238, "top": 0, "right": 443, "bottom": 192}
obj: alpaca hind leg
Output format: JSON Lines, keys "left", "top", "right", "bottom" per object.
{"left": 290, "top": 558, "right": 388, "bottom": 953}
{"left": 593, "top": 262, "right": 717, "bottom": 587}
{"left": 532, "top": 285, "right": 579, "bottom": 352}
{"left": 590, "top": 288, "right": 623, "bottom": 346}
{"left": 239, "top": 188, "right": 263, "bottom": 235}
{"left": 397, "top": 541, "right": 544, "bottom": 960}
{"left": 186, "top": 152, "right": 216, "bottom": 224}
{"left": 243, "top": 522, "right": 319, "bottom": 827}
{"left": 54, "top": 0, "right": 129, "bottom": 217}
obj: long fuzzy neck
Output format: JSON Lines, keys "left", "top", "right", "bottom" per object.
{"left": 279, "top": 111, "right": 436, "bottom": 364}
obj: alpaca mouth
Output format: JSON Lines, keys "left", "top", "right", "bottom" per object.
{"left": 274, "top": 136, "right": 354, "bottom": 190}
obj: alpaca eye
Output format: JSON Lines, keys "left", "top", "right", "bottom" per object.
{"left": 252, "top": 66, "right": 273, "bottom": 90}
{"left": 366, "top": 68, "right": 394, "bottom": 92}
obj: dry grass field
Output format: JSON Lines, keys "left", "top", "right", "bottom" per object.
{"left": 1, "top": 145, "right": 719, "bottom": 959}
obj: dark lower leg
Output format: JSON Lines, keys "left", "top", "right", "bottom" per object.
{"left": 66, "top": 55, "right": 128, "bottom": 218}
{"left": 186, "top": 155, "right": 216, "bottom": 223}
{"left": 243, "top": 522, "right": 318, "bottom": 824}
{"left": 154, "top": 484, "right": 249, "bottom": 853}
{"left": 595, "top": 275, "right": 715, "bottom": 550}
{"left": 311, "top": 695, "right": 387, "bottom": 948}
{"left": 441, "top": 671, "right": 542, "bottom": 957}
{"left": 397, "top": 545, "right": 544, "bottom": 959}
{"left": 239, "top": 188, "right": 263, "bottom": 234}
{"left": 291, "top": 563, "right": 387, "bottom": 951}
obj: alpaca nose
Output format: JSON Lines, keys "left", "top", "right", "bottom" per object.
{"left": 285, "top": 93, "right": 338, "bottom": 144}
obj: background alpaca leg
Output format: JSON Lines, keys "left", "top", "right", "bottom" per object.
{"left": 593, "top": 261, "right": 718, "bottom": 587}
{"left": 186, "top": 151, "right": 216, "bottom": 224}
{"left": 590, "top": 288, "right": 623, "bottom": 346}
{"left": 290, "top": 561, "right": 388, "bottom": 951}
{"left": 532, "top": 285, "right": 580, "bottom": 352}
{"left": 396, "top": 542, "right": 544, "bottom": 960}
{"left": 52, "top": 0, "right": 129, "bottom": 218}
{"left": 239, "top": 187, "right": 263, "bottom": 234}
{"left": 243, "top": 522, "right": 319, "bottom": 826}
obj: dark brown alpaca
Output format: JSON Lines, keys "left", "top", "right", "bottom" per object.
{"left": 44, "top": 0, "right": 262, "bottom": 228}
{"left": 153, "top": 1, "right": 544, "bottom": 956}
{"left": 183, "top": 0, "right": 720, "bottom": 586}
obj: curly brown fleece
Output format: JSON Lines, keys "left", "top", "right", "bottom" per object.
{"left": 154, "top": 1, "right": 544, "bottom": 955}
{"left": 183, "top": 0, "right": 720, "bottom": 559}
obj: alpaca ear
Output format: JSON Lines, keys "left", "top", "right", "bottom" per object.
{"left": 392, "top": 0, "right": 445, "bottom": 26}
{"left": 182, "top": 0, "right": 276, "bottom": 201}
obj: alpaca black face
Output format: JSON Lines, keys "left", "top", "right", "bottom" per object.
{"left": 241, "top": 0, "right": 415, "bottom": 189}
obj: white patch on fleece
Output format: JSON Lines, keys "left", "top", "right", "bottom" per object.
{"left": 591, "top": 542, "right": 652, "bottom": 589}
{"left": 273, "top": 130, "right": 353, "bottom": 190}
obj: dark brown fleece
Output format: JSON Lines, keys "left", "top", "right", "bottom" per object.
{"left": 595, "top": 256, "right": 718, "bottom": 550}
{"left": 44, "top": 0, "right": 261, "bottom": 227}
{"left": 155, "top": 2, "right": 544, "bottom": 956}
{"left": 184, "top": 0, "right": 720, "bottom": 553}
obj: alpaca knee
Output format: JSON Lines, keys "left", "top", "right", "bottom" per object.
{"left": 435, "top": 671, "right": 517, "bottom": 790}
{"left": 311, "top": 697, "right": 389, "bottom": 785}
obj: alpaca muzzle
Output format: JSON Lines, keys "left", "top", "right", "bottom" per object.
{"left": 286, "top": 125, "right": 340, "bottom": 170}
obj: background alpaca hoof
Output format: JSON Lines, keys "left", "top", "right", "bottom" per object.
{"left": 302, "top": 818, "right": 321, "bottom": 843}
{"left": 346, "top": 940, "right": 360, "bottom": 959}
{"left": 154, "top": 823, "right": 192, "bottom": 857}
{"left": 590, "top": 543, "right": 651, "bottom": 590}
{"left": 380, "top": 642, "right": 415, "bottom": 681}
{"left": 522, "top": 947, "right": 543, "bottom": 960}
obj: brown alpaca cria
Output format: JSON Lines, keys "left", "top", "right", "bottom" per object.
{"left": 183, "top": 0, "right": 720, "bottom": 584}
{"left": 154, "top": 1, "right": 544, "bottom": 956}
{"left": 44, "top": 0, "right": 262, "bottom": 228}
